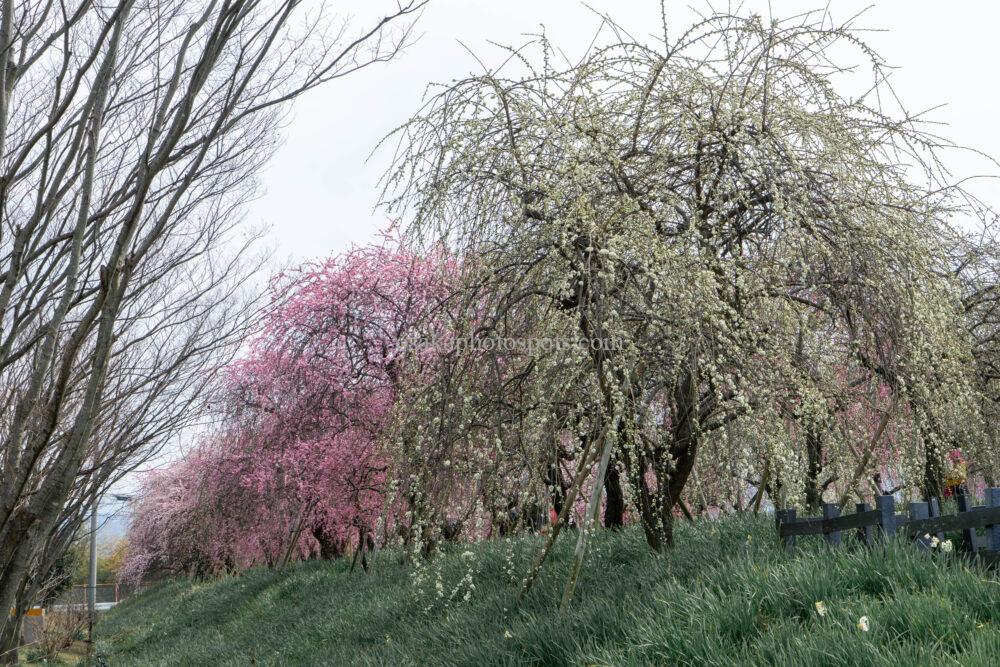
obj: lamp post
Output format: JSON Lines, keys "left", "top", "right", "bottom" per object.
{"left": 88, "top": 493, "right": 133, "bottom": 647}
{"left": 87, "top": 502, "right": 97, "bottom": 646}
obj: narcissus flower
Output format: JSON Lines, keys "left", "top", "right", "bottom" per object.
{"left": 857, "top": 616, "right": 870, "bottom": 632}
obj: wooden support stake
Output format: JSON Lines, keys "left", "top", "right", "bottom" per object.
{"left": 956, "top": 491, "right": 978, "bottom": 554}
{"left": 822, "top": 503, "right": 841, "bottom": 547}
{"left": 909, "top": 501, "right": 930, "bottom": 550}
{"left": 783, "top": 508, "right": 797, "bottom": 552}
{"left": 929, "top": 497, "right": 945, "bottom": 542}
{"left": 876, "top": 494, "right": 896, "bottom": 541}
{"left": 987, "top": 488, "right": 1000, "bottom": 552}
{"left": 855, "top": 502, "right": 874, "bottom": 548}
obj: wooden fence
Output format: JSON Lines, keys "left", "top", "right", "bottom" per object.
{"left": 775, "top": 488, "right": 1000, "bottom": 567}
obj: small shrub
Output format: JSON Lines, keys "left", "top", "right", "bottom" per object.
{"left": 34, "top": 609, "right": 86, "bottom": 661}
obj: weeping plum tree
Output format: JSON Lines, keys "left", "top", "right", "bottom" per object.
{"left": 0, "top": 0, "right": 424, "bottom": 655}
{"left": 383, "top": 8, "right": 980, "bottom": 601}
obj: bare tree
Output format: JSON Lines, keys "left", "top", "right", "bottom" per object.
{"left": 0, "top": 0, "right": 424, "bottom": 657}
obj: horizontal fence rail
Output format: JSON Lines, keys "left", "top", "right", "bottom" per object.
{"left": 775, "top": 488, "right": 1000, "bottom": 568}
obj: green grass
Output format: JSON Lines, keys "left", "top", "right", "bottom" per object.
{"left": 96, "top": 514, "right": 1000, "bottom": 666}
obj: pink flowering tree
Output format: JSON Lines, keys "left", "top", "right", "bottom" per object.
{"left": 122, "top": 238, "right": 456, "bottom": 580}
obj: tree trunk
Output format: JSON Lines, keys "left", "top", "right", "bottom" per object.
{"left": 546, "top": 460, "right": 569, "bottom": 516}
{"left": 627, "top": 362, "right": 701, "bottom": 552}
{"left": 603, "top": 462, "right": 626, "bottom": 528}
{"left": 804, "top": 426, "right": 823, "bottom": 511}
{"left": 923, "top": 446, "right": 945, "bottom": 501}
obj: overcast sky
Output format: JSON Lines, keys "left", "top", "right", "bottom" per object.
{"left": 249, "top": 0, "right": 1000, "bottom": 266}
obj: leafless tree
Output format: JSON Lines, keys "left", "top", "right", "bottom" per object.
{"left": 0, "top": 0, "right": 424, "bottom": 657}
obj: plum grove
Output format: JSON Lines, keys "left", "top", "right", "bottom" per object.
{"left": 120, "top": 10, "right": 1000, "bottom": 607}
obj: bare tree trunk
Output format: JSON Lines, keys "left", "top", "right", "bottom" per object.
{"left": 603, "top": 462, "right": 626, "bottom": 529}
{"left": 560, "top": 410, "right": 621, "bottom": 611}
{"left": 923, "top": 447, "right": 945, "bottom": 501}
{"left": 631, "top": 360, "right": 700, "bottom": 552}
{"left": 804, "top": 426, "right": 823, "bottom": 511}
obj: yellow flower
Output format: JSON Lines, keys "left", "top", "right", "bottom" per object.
{"left": 945, "top": 462, "right": 967, "bottom": 488}
{"left": 814, "top": 601, "right": 828, "bottom": 617}
{"left": 504, "top": 630, "right": 513, "bottom": 639}
{"left": 857, "top": 616, "right": 870, "bottom": 632}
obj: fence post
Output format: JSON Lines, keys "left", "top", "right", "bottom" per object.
{"left": 855, "top": 502, "right": 874, "bottom": 547}
{"left": 928, "top": 497, "right": 945, "bottom": 542}
{"left": 783, "top": 508, "right": 797, "bottom": 552}
{"left": 987, "top": 488, "right": 1000, "bottom": 552}
{"left": 822, "top": 503, "right": 841, "bottom": 546}
{"left": 956, "top": 491, "right": 978, "bottom": 553}
{"left": 876, "top": 494, "right": 896, "bottom": 541}
{"left": 909, "top": 501, "right": 929, "bottom": 550}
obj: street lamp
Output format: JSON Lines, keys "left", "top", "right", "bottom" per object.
{"left": 88, "top": 493, "right": 133, "bottom": 646}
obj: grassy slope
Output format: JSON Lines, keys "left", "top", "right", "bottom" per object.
{"left": 96, "top": 514, "right": 1000, "bottom": 666}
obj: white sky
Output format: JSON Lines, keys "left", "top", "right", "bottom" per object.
{"left": 249, "top": 0, "right": 1000, "bottom": 265}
